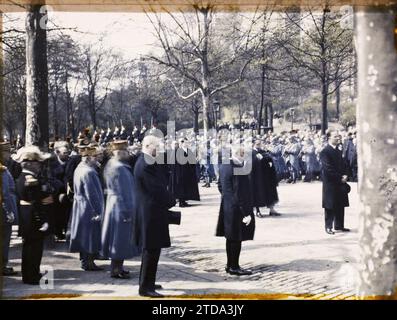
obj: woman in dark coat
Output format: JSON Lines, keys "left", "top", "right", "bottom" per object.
{"left": 216, "top": 148, "right": 255, "bottom": 276}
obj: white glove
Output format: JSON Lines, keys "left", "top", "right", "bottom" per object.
{"left": 66, "top": 184, "right": 73, "bottom": 196}
{"left": 6, "top": 212, "right": 15, "bottom": 224}
{"left": 269, "top": 162, "right": 273, "bottom": 167}
{"left": 59, "top": 193, "right": 67, "bottom": 203}
{"left": 242, "top": 215, "right": 252, "bottom": 226}
{"left": 256, "top": 153, "right": 263, "bottom": 160}
{"left": 91, "top": 215, "right": 101, "bottom": 222}
{"left": 39, "top": 222, "right": 49, "bottom": 232}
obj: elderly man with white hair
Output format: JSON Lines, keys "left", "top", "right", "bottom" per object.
{"left": 49, "top": 141, "right": 71, "bottom": 240}
{"left": 133, "top": 135, "right": 176, "bottom": 297}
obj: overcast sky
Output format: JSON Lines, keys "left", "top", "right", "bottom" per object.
{"left": 6, "top": 11, "right": 160, "bottom": 59}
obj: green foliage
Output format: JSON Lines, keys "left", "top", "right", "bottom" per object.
{"left": 339, "top": 102, "right": 356, "bottom": 126}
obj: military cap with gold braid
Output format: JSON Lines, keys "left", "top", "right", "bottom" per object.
{"left": 79, "top": 145, "right": 100, "bottom": 157}
{"left": 110, "top": 140, "right": 128, "bottom": 151}
{"left": 0, "top": 141, "right": 11, "bottom": 152}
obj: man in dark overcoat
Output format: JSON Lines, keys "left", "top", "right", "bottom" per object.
{"left": 133, "top": 135, "right": 176, "bottom": 297}
{"left": 250, "top": 140, "right": 280, "bottom": 218}
{"left": 168, "top": 138, "right": 200, "bottom": 207}
{"left": 320, "top": 130, "right": 350, "bottom": 235}
{"left": 49, "top": 142, "right": 71, "bottom": 240}
{"left": 216, "top": 146, "right": 255, "bottom": 276}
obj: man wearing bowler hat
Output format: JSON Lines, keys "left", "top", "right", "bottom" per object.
{"left": 320, "top": 130, "right": 351, "bottom": 235}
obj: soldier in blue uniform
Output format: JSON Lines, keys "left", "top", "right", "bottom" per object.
{"left": 101, "top": 140, "right": 141, "bottom": 279}
{"left": 70, "top": 146, "right": 104, "bottom": 271}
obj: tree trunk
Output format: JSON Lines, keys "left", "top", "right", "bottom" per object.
{"left": 356, "top": 7, "right": 397, "bottom": 298}
{"left": 258, "top": 64, "right": 265, "bottom": 134}
{"left": 268, "top": 100, "right": 273, "bottom": 129}
{"left": 335, "top": 81, "right": 341, "bottom": 121}
{"left": 321, "top": 75, "right": 328, "bottom": 135}
{"left": 25, "top": 5, "right": 49, "bottom": 149}
{"left": 201, "top": 8, "right": 210, "bottom": 136}
{"left": 0, "top": 12, "right": 4, "bottom": 299}
{"left": 52, "top": 90, "right": 58, "bottom": 138}
{"left": 193, "top": 108, "right": 199, "bottom": 134}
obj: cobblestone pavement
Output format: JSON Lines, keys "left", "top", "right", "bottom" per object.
{"left": 1, "top": 181, "right": 359, "bottom": 299}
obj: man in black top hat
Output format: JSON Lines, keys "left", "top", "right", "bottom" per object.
{"left": 319, "top": 130, "right": 350, "bottom": 235}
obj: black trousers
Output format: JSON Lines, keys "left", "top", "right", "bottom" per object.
{"left": 226, "top": 240, "right": 241, "bottom": 269}
{"left": 110, "top": 259, "right": 125, "bottom": 274}
{"left": 139, "top": 248, "right": 161, "bottom": 291}
{"left": 54, "top": 202, "right": 71, "bottom": 237}
{"left": 22, "top": 236, "right": 44, "bottom": 283}
{"left": 325, "top": 207, "right": 345, "bottom": 230}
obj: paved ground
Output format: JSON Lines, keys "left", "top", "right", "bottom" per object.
{"left": 1, "top": 181, "right": 359, "bottom": 300}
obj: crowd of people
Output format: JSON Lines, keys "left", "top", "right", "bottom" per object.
{"left": 1, "top": 123, "right": 356, "bottom": 297}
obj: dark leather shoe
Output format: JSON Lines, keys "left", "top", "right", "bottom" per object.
{"left": 23, "top": 280, "right": 40, "bottom": 285}
{"left": 255, "top": 212, "right": 265, "bottom": 218}
{"left": 334, "top": 228, "right": 350, "bottom": 232}
{"left": 227, "top": 267, "right": 253, "bottom": 276}
{"left": 88, "top": 263, "right": 104, "bottom": 271}
{"left": 326, "top": 228, "right": 335, "bottom": 235}
{"left": 269, "top": 211, "right": 281, "bottom": 216}
{"left": 154, "top": 284, "right": 163, "bottom": 290}
{"left": 111, "top": 272, "right": 131, "bottom": 279}
{"left": 3, "top": 267, "right": 18, "bottom": 276}
{"left": 121, "top": 269, "right": 130, "bottom": 275}
{"left": 139, "top": 290, "right": 164, "bottom": 298}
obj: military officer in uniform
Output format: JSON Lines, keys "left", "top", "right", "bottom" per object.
{"left": 70, "top": 146, "right": 104, "bottom": 271}
{"left": 101, "top": 140, "right": 141, "bottom": 279}
{"left": 12, "top": 146, "right": 52, "bottom": 284}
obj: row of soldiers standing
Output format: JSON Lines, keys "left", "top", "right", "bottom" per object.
{"left": 1, "top": 134, "right": 201, "bottom": 297}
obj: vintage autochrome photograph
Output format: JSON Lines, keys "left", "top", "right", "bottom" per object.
{"left": 0, "top": 0, "right": 396, "bottom": 302}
